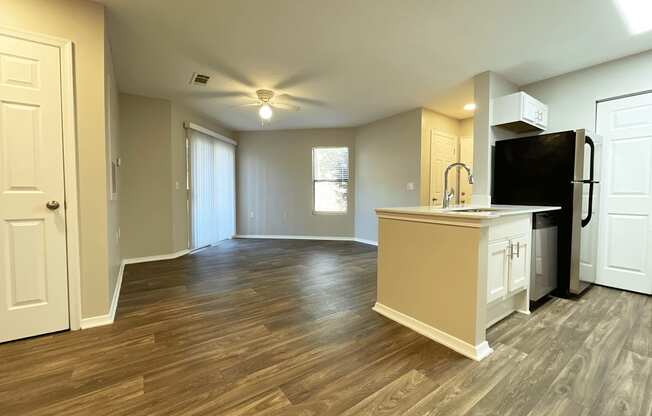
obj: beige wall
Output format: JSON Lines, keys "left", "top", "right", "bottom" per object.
{"left": 1, "top": 0, "right": 112, "bottom": 318}
{"left": 237, "top": 128, "right": 355, "bottom": 237}
{"left": 354, "top": 109, "right": 422, "bottom": 243}
{"left": 170, "top": 103, "right": 236, "bottom": 252}
{"left": 119, "top": 94, "right": 236, "bottom": 258}
{"left": 377, "top": 217, "right": 483, "bottom": 345}
{"left": 419, "top": 109, "right": 463, "bottom": 205}
{"left": 119, "top": 94, "right": 174, "bottom": 258}
{"left": 105, "top": 33, "right": 121, "bottom": 300}
{"left": 460, "top": 117, "right": 474, "bottom": 137}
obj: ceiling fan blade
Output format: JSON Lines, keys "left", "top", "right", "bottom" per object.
{"left": 275, "top": 93, "right": 326, "bottom": 107}
{"left": 228, "top": 101, "right": 261, "bottom": 109}
{"left": 271, "top": 101, "right": 300, "bottom": 111}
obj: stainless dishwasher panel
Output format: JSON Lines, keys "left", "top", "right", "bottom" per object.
{"left": 530, "top": 212, "right": 558, "bottom": 301}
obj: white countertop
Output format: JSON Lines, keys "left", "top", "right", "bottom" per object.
{"left": 375, "top": 204, "right": 561, "bottom": 219}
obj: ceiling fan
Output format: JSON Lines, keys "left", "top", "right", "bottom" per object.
{"left": 234, "top": 89, "right": 300, "bottom": 122}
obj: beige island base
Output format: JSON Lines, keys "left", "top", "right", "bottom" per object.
{"left": 373, "top": 205, "right": 561, "bottom": 361}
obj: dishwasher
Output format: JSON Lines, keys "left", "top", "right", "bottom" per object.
{"left": 530, "top": 212, "right": 558, "bottom": 301}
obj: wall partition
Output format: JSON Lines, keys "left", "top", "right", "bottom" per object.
{"left": 186, "top": 122, "right": 236, "bottom": 250}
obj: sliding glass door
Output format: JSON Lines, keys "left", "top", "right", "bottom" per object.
{"left": 190, "top": 132, "right": 236, "bottom": 249}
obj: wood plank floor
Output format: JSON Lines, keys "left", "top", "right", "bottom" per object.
{"left": 0, "top": 239, "right": 650, "bottom": 415}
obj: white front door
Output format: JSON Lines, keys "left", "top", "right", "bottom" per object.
{"left": 429, "top": 131, "right": 458, "bottom": 206}
{"left": 596, "top": 92, "right": 652, "bottom": 294}
{"left": 0, "top": 34, "right": 70, "bottom": 342}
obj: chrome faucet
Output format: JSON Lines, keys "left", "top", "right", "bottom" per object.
{"left": 442, "top": 162, "right": 474, "bottom": 208}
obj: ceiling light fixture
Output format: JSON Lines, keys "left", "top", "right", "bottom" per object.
{"left": 614, "top": 0, "right": 652, "bottom": 34}
{"left": 464, "top": 103, "right": 477, "bottom": 111}
{"left": 259, "top": 103, "right": 273, "bottom": 120}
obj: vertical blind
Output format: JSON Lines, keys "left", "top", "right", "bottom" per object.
{"left": 190, "top": 132, "right": 236, "bottom": 249}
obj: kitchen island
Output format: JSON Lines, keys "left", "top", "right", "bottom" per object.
{"left": 373, "top": 205, "right": 560, "bottom": 361}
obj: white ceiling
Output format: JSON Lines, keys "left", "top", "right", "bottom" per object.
{"left": 99, "top": 0, "right": 652, "bottom": 131}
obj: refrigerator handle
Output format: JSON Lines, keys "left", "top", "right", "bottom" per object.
{"left": 581, "top": 136, "right": 595, "bottom": 228}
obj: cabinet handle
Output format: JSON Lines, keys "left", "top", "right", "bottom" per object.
{"left": 516, "top": 242, "right": 520, "bottom": 258}
{"left": 508, "top": 243, "right": 514, "bottom": 259}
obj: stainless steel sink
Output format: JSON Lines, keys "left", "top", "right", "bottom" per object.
{"left": 451, "top": 208, "right": 505, "bottom": 213}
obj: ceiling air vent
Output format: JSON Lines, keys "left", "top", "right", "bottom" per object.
{"left": 190, "top": 73, "right": 210, "bottom": 86}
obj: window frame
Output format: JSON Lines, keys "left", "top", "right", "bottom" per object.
{"left": 311, "top": 146, "right": 350, "bottom": 215}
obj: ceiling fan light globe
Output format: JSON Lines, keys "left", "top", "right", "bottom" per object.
{"left": 259, "top": 103, "right": 273, "bottom": 120}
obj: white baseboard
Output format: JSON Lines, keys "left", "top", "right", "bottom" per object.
{"left": 372, "top": 302, "right": 493, "bottom": 361}
{"left": 235, "top": 234, "right": 354, "bottom": 241}
{"left": 80, "top": 261, "right": 125, "bottom": 329}
{"left": 123, "top": 249, "right": 190, "bottom": 265}
{"left": 81, "top": 249, "right": 190, "bottom": 329}
{"left": 234, "top": 235, "right": 378, "bottom": 246}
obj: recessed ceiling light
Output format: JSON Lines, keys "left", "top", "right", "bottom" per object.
{"left": 614, "top": 0, "right": 652, "bottom": 35}
{"left": 464, "top": 103, "right": 476, "bottom": 111}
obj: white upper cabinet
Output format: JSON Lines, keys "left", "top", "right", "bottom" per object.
{"left": 492, "top": 92, "right": 548, "bottom": 132}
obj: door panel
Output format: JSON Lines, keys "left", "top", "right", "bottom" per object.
{"left": 487, "top": 239, "right": 509, "bottom": 303}
{"left": 596, "top": 93, "right": 652, "bottom": 294}
{"left": 0, "top": 34, "right": 69, "bottom": 342}
{"left": 508, "top": 235, "right": 530, "bottom": 293}
{"left": 429, "top": 131, "right": 457, "bottom": 206}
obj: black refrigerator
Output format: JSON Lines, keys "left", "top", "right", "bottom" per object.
{"left": 493, "top": 129, "right": 600, "bottom": 297}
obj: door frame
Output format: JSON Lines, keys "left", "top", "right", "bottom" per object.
{"left": 0, "top": 26, "right": 82, "bottom": 330}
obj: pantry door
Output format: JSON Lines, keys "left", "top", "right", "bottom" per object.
{"left": 596, "top": 92, "right": 652, "bottom": 294}
{"left": 430, "top": 131, "right": 458, "bottom": 206}
{"left": 0, "top": 32, "right": 70, "bottom": 342}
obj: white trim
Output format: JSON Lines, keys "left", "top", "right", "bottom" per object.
{"left": 80, "top": 261, "right": 125, "bottom": 329}
{"left": 234, "top": 235, "right": 378, "bottom": 246}
{"left": 354, "top": 238, "right": 378, "bottom": 246}
{"left": 0, "top": 26, "right": 83, "bottom": 331}
{"left": 235, "top": 234, "right": 354, "bottom": 241}
{"left": 372, "top": 302, "right": 493, "bottom": 361}
{"left": 81, "top": 248, "right": 191, "bottom": 329}
{"left": 123, "top": 249, "right": 190, "bottom": 265}
{"left": 183, "top": 121, "right": 237, "bottom": 146}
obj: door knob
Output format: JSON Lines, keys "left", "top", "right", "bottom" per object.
{"left": 46, "top": 201, "right": 60, "bottom": 210}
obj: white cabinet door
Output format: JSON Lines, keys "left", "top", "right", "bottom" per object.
{"left": 522, "top": 95, "right": 539, "bottom": 125}
{"left": 0, "top": 34, "right": 69, "bottom": 342}
{"left": 508, "top": 235, "right": 530, "bottom": 293}
{"left": 487, "top": 239, "right": 510, "bottom": 303}
{"left": 596, "top": 92, "right": 652, "bottom": 294}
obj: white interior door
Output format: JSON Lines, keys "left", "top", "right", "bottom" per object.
{"left": 429, "top": 131, "right": 458, "bottom": 206}
{"left": 596, "top": 92, "right": 652, "bottom": 294}
{"left": 459, "top": 135, "right": 473, "bottom": 204}
{"left": 190, "top": 132, "right": 236, "bottom": 249}
{"left": 0, "top": 34, "right": 70, "bottom": 342}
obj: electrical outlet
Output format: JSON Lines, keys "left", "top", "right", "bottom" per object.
{"left": 175, "top": 181, "right": 180, "bottom": 190}
{"left": 249, "top": 211, "right": 255, "bottom": 219}
{"left": 406, "top": 182, "right": 415, "bottom": 191}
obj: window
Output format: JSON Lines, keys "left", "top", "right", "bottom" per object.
{"left": 312, "top": 147, "right": 349, "bottom": 213}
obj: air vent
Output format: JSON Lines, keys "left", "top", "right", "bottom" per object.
{"left": 190, "top": 73, "right": 210, "bottom": 86}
